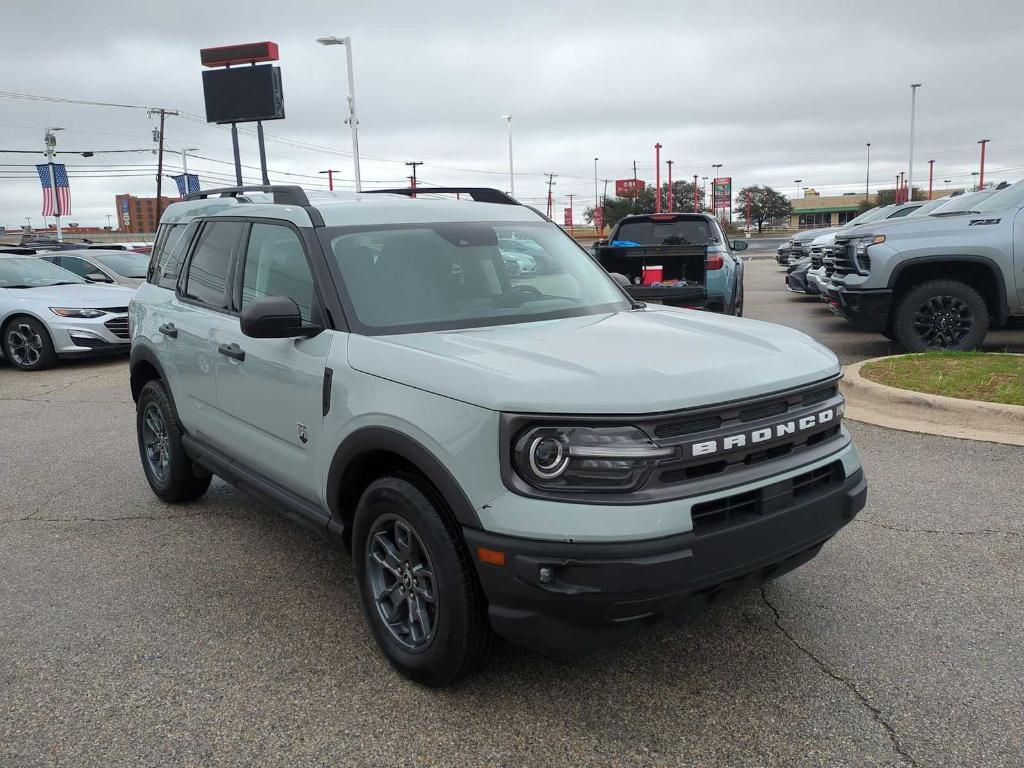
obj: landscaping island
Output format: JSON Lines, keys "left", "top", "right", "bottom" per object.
{"left": 859, "top": 352, "right": 1024, "bottom": 406}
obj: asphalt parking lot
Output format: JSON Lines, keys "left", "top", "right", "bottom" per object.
{"left": 2, "top": 263, "right": 1022, "bottom": 767}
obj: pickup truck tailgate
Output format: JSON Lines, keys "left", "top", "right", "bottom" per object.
{"left": 596, "top": 244, "right": 707, "bottom": 306}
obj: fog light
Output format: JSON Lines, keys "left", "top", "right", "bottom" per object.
{"left": 538, "top": 567, "right": 554, "bottom": 584}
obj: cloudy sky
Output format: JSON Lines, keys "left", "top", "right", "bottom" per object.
{"left": 2, "top": 0, "right": 1023, "bottom": 229}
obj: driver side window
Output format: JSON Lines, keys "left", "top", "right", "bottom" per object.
{"left": 241, "top": 224, "right": 316, "bottom": 323}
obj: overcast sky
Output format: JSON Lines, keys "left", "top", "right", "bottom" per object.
{"left": 2, "top": 0, "right": 1023, "bottom": 229}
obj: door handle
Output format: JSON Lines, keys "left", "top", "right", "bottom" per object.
{"left": 217, "top": 342, "right": 245, "bottom": 362}
{"left": 158, "top": 323, "right": 178, "bottom": 338}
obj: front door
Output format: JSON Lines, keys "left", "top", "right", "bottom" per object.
{"left": 214, "top": 221, "right": 333, "bottom": 503}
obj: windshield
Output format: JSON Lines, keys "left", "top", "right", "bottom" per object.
{"left": 935, "top": 188, "right": 1001, "bottom": 215}
{"left": 613, "top": 217, "right": 717, "bottom": 245}
{"left": 908, "top": 197, "right": 951, "bottom": 216}
{"left": 0, "top": 257, "right": 85, "bottom": 288}
{"left": 972, "top": 183, "right": 1022, "bottom": 213}
{"left": 856, "top": 206, "right": 898, "bottom": 225}
{"left": 842, "top": 207, "right": 880, "bottom": 227}
{"left": 93, "top": 252, "right": 149, "bottom": 278}
{"left": 323, "top": 220, "right": 630, "bottom": 333}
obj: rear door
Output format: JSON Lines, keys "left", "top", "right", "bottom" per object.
{"left": 169, "top": 220, "right": 246, "bottom": 442}
{"left": 214, "top": 220, "right": 334, "bottom": 502}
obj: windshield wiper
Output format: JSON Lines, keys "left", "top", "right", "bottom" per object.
{"left": 4, "top": 284, "right": 34, "bottom": 289}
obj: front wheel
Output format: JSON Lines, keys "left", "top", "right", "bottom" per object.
{"left": 352, "top": 476, "right": 495, "bottom": 687}
{"left": 2, "top": 316, "right": 56, "bottom": 371}
{"left": 892, "top": 279, "right": 989, "bottom": 352}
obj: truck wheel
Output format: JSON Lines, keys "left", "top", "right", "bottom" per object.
{"left": 892, "top": 279, "right": 989, "bottom": 352}
{"left": 136, "top": 380, "right": 212, "bottom": 503}
{"left": 2, "top": 316, "right": 56, "bottom": 371}
{"left": 353, "top": 475, "right": 495, "bottom": 687}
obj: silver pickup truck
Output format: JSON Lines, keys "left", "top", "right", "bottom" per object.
{"left": 824, "top": 183, "right": 1022, "bottom": 350}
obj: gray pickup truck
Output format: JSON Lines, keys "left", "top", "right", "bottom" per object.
{"left": 824, "top": 183, "right": 1022, "bottom": 350}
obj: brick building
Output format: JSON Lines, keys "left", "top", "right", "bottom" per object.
{"left": 115, "top": 194, "right": 178, "bottom": 233}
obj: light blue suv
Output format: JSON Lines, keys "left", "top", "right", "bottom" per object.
{"left": 129, "top": 185, "right": 866, "bottom": 686}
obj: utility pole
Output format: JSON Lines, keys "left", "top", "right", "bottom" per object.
{"left": 865, "top": 143, "right": 871, "bottom": 201}
{"left": 654, "top": 143, "right": 662, "bottom": 213}
{"left": 927, "top": 159, "right": 935, "bottom": 200}
{"left": 545, "top": 173, "right": 557, "bottom": 219}
{"left": 147, "top": 108, "right": 178, "bottom": 226}
{"left": 907, "top": 84, "right": 921, "bottom": 207}
{"left": 405, "top": 161, "right": 423, "bottom": 197}
{"left": 666, "top": 160, "right": 674, "bottom": 212}
{"left": 978, "top": 139, "right": 990, "bottom": 190}
{"left": 43, "top": 127, "right": 63, "bottom": 241}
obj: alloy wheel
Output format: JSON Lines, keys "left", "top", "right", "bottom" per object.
{"left": 141, "top": 404, "right": 170, "bottom": 483}
{"left": 366, "top": 514, "right": 438, "bottom": 652}
{"left": 6, "top": 323, "right": 43, "bottom": 368}
{"left": 912, "top": 295, "right": 973, "bottom": 348}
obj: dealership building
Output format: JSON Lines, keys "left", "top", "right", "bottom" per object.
{"left": 114, "top": 194, "right": 178, "bottom": 234}
{"left": 790, "top": 188, "right": 960, "bottom": 229}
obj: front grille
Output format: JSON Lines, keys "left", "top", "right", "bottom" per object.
{"left": 690, "top": 460, "right": 845, "bottom": 533}
{"left": 99, "top": 306, "right": 129, "bottom": 313}
{"left": 832, "top": 237, "right": 859, "bottom": 276}
{"left": 103, "top": 317, "right": 130, "bottom": 339}
{"left": 810, "top": 247, "right": 823, "bottom": 268}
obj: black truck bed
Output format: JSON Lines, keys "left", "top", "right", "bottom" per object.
{"left": 595, "top": 244, "right": 707, "bottom": 307}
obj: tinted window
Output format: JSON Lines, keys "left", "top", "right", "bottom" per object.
{"left": 52, "top": 256, "right": 97, "bottom": 278}
{"left": 241, "top": 224, "right": 315, "bottom": 323}
{"left": 150, "top": 224, "right": 189, "bottom": 287}
{"left": 614, "top": 217, "right": 716, "bottom": 245}
{"left": 184, "top": 222, "right": 241, "bottom": 308}
{"left": 94, "top": 252, "right": 148, "bottom": 278}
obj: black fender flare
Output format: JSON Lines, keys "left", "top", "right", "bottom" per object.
{"left": 326, "top": 426, "right": 482, "bottom": 530}
{"left": 128, "top": 343, "right": 188, "bottom": 430}
{"left": 887, "top": 255, "right": 1008, "bottom": 323}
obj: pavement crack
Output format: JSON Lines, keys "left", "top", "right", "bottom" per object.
{"left": 760, "top": 586, "right": 920, "bottom": 768}
{"left": 0, "top": 509, "right": 235, "bottom": 526}
{"left": 861, "top": 518, "right": 1022, "bottom": 539}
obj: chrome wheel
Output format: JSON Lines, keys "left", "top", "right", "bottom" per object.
{"left": 913, "top": 295, "right": 973, "bottom": 348}
{"left": 366, "top": 514, "right": 438, "bottom": 652}
{"left": 6, "top": 323, "right": 43, "bottom": 368}
{"left": 141, "top": 404, "right": 170, "bottom": 483}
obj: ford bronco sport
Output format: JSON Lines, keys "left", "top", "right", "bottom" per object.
{"left": 130, "top": 185, "right": 866, "bottom": 686}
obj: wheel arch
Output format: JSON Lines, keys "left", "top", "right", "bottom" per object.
{"left": 326, "top": 427, "right": 483, "bottom": 538}
{"left": 888, "top": 256, "right": 1007, "bottom": 324}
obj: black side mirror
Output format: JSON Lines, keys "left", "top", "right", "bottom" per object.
{"left": 610, "top": 272, "right": 631, "bottom": 289}
{"left": 240, "top": 296, "right": 321, "bottom": 339}
{"left": 84, "top": 271, "right": 113, "bottom": 283}
{"left": 731, "top": 240, "right": 749, "bottom": 251}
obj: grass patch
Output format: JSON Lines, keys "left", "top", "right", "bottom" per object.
{"left": 860, "top": 352, "right": 1024, "bottom": 406}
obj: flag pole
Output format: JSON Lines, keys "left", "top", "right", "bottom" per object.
{"left": 44, "top": 128, "right": 61, "bottom": 242}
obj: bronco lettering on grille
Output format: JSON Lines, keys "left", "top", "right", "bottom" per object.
{"left": 685, "top": 407, "right": 840, "bottom": 458}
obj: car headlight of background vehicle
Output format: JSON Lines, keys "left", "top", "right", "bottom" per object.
{"left": 512, "top": 425, "right": 674, "bottom": 491}
{"left": 854, "top": 235, "right": 885, "bottom": 273}
{"left": 50, "top": 307, "right": 107, "bottom": 318}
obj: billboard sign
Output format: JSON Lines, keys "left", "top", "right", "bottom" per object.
{"left": 713, "top": 177, "right": 732, "bottom": 210}
{"left": 615, "top": 178, "right": 645, "bottom": 197}
{"left": 563, "top": 208, "right": 572, "bottom": 227}
{"left": 594, "top": 207, "right": 604, "bottom": 232}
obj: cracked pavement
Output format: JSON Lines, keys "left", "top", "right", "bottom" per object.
{"left": 1, "top": 265, "right": 1022, "bottom": 767}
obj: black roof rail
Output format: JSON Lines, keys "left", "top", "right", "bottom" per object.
{"left": 184, "top": 185, "right": 311, "bottom": 207}
{"left": 363, "top": 187, "right": 519, "bottom": 205}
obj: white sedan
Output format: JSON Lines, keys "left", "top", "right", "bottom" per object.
{"left": 0, "top": 256, "right": 136, "bottom": 371}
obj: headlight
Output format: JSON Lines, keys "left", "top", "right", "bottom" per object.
{"left": 512, "top": 425, "right": 675, "bottom": 492}
{"left": 50, "top": 307, "right": 106, "bottom": 318}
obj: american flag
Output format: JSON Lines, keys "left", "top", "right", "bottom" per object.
{"left": 35, "top": 163, "right": 71, "bottom": 217}
{"left": 172, "top": 173, "right": 201, "bottom": 197}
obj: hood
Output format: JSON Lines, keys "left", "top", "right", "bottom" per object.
{"left": 793, "top": 227, "right": 838, "bottom": 244}
{"left": 843, "top": 209, "right": 983, "bottom": 241}
{"left": 810, "top": 232, "right": 837, "bottom": 247}
{"left": 348, "top": 309, "right": 840, "bottom": 414}
{"left": 3, "top": 282, "right": 136, "bottom": 307}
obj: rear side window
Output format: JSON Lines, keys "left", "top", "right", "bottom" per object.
{"left": 183, "top": 222, "right": 242, "bottom": 308}
{"left": 51, "top": 256, "right": 96, "bottom": 278}
{"left": 150, "top": 223, "right": 191, "bottom": 289}
{"left": 241, "top": 223, "right": 316, "bottom": 323}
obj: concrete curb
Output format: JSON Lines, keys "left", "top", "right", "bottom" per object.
{"left": 841, "top": 355, "right": 1024, "bottom": 446}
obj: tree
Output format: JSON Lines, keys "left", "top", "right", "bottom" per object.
{"left": 734, "top": 185, "right": 792, "bottom": 233}
{"left": 584, "top": 180, "right": 701, "bottom": 232}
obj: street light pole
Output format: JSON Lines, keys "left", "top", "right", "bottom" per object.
{"left": 654, "top": 144, "right": 662, "bottom": 213}
{"left": 927, "top": 159, "right": 935, "bottom": 200}
{"left": 501, "top": 115, "right": 514, "bottom": 198}
{"left": 908, "top": 83, "right": 921, "bottom": 203}
{"left": 43, "top": 127, "right": 63, "bottom": 242}
{"left": 317, "top": 36, "right": 362, "bottom": 192}
{"left": 593, "top": 157, "right": 599, "bottom": 231}
{"left": 865, "top": 143, "right": 871, "bottom": 201}
{"left": 180, "top": 147, "right": 199, "bottom": 197}
{"left": 978, "top": 139, "right": 990, "bottom": 190}
{"left": 666, "top": 160, "right": 673, "bottom": 212}
{"left": 794, "top": 179, "right": 802, "bottom": 200}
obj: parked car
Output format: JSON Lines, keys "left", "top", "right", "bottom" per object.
{"left": 37, "top": 249, "right": 149, "bottom": 288}
{"left": 0, "top": 255, "right": 134, "bottom": 370}
{"left": 824, "top": 181, "right": 1023, "bottom": 350}
{"left": 784, "top": 255, "right": 814, "bottom": 294}
{"left": 595, "top": 212, "right": 746, "bottom": 315}
{"left": 88, "top": 242, "right": 153, "bottom": 254}
{"left": 129, "top": 184, "right": 865, "bottom": 686}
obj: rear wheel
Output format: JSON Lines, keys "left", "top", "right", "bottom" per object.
{"left": 136, "top": 380, "right": 212, "bottom": 502}
{"left": 892, "top": 279, "right": 989, "bottom": 352}
{"left": 2, "top": 316, "right": 56, "bottom": 371}
{"left": 353, "top": 476, "right": 495, "bottom": 687}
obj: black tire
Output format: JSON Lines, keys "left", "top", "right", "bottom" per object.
{"left": 352, "top": 475, "right": 495, "bottom": 687}
{"left": 136, "top": 379, "right": 212, "bottom": 503}
{"left": 892, "top": 279, "right": 989, "bottom": 352}
{"left": 2, "top": 315, "right": 57, "bottom": 371}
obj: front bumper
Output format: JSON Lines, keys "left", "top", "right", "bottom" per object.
{"left": 465, "top": 465, "right": 867, "bottom": 654}
{"left": 785, "top": 269, "right": 810, "bottom": 294}
{"left": 48, "top": 313, "right": 131, "bottom": 356}
{"left": 823, "top": 284, "right": 892, "bottom": 330}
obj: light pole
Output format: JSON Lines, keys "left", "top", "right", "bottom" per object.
{"left": 907, "top": 83, "right": 922, "bottom": 203}
{"left": 971, "top": 171, "right": 980, "bottom": 191}
{"left": 106, "top": 214, "right": 112, "bottom": 230}
{"left": 44, "top": 127, "right": 64, "bottom": 241}
{"left": 593, "top": 157, "right": 599, "bottom": 232}
{"left": 180, "top": 147, "right": 199, "bottom": 195}
{"left": 316, "top": 36, "right": 362, "bottom": 192}
{"left": 702, "top": 176, "right": 708, "bottom": 210}
{"left": 865, "top": 143, "right": 871, "bottom": 200}
{"left": 319, "top": 169, "right": 342, "bottom": 191}
{"left": 978, "top": 139, "right": 990, "bottom": 190}
{"left": 501, "top": 115, "right": 514, "bottom": 198}
{"left": 25, "top": 216, "right": 32, "bottom": 231}
{"left": 944, "top": 179, "right": 951, "bottom": 191}
{"left": 794, "top": 179, "right": 802, "bottom": 200}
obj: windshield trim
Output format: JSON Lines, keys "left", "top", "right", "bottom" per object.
{"left": 318, "top": 220, "right": 634, "bottom": 336}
